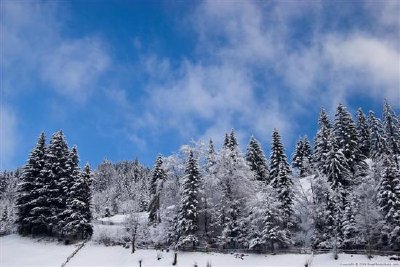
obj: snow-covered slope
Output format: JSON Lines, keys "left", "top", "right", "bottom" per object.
{"left": 1, "top": 234, "right": 396, "bottom": 267}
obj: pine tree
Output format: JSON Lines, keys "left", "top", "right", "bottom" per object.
{"left": 313, "top": 108, "right": 333, "bottom": 175}
{"left": 269, "top": 129, "right": 291, "bottom": 187}
{"left": 292, "top": 136, "right": 312, "bottom": 177}
{"left": 333, "top": 103, "right": 364, "bottom": 175}
{"left": 176, "top": 150, "right": 201, "bottom": 249}
{"left": 16, "top": 133, "right": 47, "bottom": 235}
{"left": 368, "top": 111, "right": 387, "bottom": 160}
{"left": 246, "top": 136, "right": 270, "bottom": 183}
{"left": 356, "top": 108, "right": 371, "bottom": 158}
{"left": 148, "top": 155, "right": 166, "bottom": 223}
{"left": 383, "top": 101, "right": 400, "bottom": 161}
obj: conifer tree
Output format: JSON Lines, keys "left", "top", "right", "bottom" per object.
{"left": 313, "top": 108, "right": 333, "bottom": 175}
{"left": 342, "top": 196, "right": 361, "bottom": 249}
{"left": 176, "top": 150, "right": 201, "bottom": 249}
{"left": 292, "top": 136, "right": 312, "bottom": 177}
{"left": 63, "top": 159, "right": 93, "bottom": 240}
{"left": 16, "top": 133, "right": 47, "bottom": 235}
{"left": 269, "top": 129, "right": 291, "bottom": 187}
{"left": 148, "top": 155, "right": 166, "bottom": 223}
{"left": 206, "top": 139, "right": 216, "bottom": 174}
{"left": 44, "top": 131, "right": 70, "bottom": 236}
{"left": 246, "top": 136, "right": 270, "bottom": 183}
{"left": 383, "top": 101, "right": 400, "bottom": 161}
{"left": 325, "top": 139, "right": 351, "bottom": 193}
{"left": 377, "top": 155, "right": 400, "bottom": 243}
{"left": 356, "top": 108, "right": 371, "bottom": 158}
{"left": 333, "top": 103, "right": 364, "bottom": 175}
{"left": 368, "top": 111, "right": 387, "bottom": 160}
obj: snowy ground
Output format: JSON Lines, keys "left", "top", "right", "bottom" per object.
{"left": 1, "top": 234, "right": 398, "bottom": 267}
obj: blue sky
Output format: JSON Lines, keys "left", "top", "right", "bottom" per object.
{"left": 1, "top": 0, "right": 399, "bottom": 170}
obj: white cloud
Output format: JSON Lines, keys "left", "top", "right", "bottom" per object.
{"left": 41, "top": 38, "right": 110, "bottom": 101}
{"left": 130, "top": 0, "right": 399, "bottom": 150}
{"left": 2, "top": 1, "right": 110, "bottom": 101}
{"left": 0, "top": 106, "right": 17, "bottom": 170}
{"left": 324, "top": 35, "right": 400, "bottom": 101}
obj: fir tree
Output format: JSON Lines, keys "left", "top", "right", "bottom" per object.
{"left": 246, "top": 136, "right": 270, "bottom": 183}
{"left": 356, "top": 108, "right": 371, "bottom": 158}
{"left": 16, "top": 133, "right": 47, "bottom": 235}
{"left": 313, "top": 108, "right": 333, "bottom": 175}
{"left": 148, "top": 155, "right": 166, "bottom": 223}
{"left": 176, "top": 150, "right": 201, "bottom": 249}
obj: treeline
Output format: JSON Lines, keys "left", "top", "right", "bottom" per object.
{"left": 15, "top": 131, "right": 93, "bottom": 240}
{"left": 144, "top": 101, "right": 400, "bottom": 252}
{"left": 3, "top": 101, "right": 400, "bottom": 253}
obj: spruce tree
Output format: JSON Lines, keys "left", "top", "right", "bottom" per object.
{"left": 63, "top": 159, "right": 93, "bottom": 240}
{"left": 44, "top": 131, "right": 70, "bottom": 236}
{"left": 148, "top": 155, "right": 166, "bottom": 223}
{"left": 383, "top": 101, "right": 400, "bottom": 161}
{"left": 269, "top": 129, "right": 291, "bottom": 187}
{"left": 377, "top": 155, "right": 400, "bottom": 226}
{"left": 376, "top": 154, "right": 400, "bottom": 249}
{"left": 176, "top": 150, "right": 201, "bottom": 249}
{"left": 276, "top": 162, "right": 294, "bottom": 227}
{"left": 342, "top": 196, "right": 361, "bottom": 249}
{"left": 333, "top": 103, "right": 364, "bottom": 175}
{"left": 325, "top": 140, "right": 351, "bottom": 193}
{"left": 356, "top": 108, "right": 371, "bottom": 158}
{"left": 246, "top": 136, "right": 270, "bottom": 183}
{"left": 206, "top": 139, "right": 216, "bottom": 174}
{"left": 313, "top": 108, "right": 333, "bottom": 175}
{"left": 16, "top": 133, "right": 47, "bottom": 235}
{"left": 292, "top": 136, "right": 312, "bottom": 177}
{"left": 368, "top": 111, "right": 387, "bottom": 160}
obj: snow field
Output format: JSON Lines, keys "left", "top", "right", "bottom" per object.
{"left": 1, "top": 234, "right": 397, "bottom": 267}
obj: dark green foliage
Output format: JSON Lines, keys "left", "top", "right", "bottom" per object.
{"left": 246, "top": 136, "right": 270, "bottom": 182}
{"left": 356, "top": 108, "right": 371, "bottom": 158}
{"left": 176, "top": 150, "right": 201, "bottom": 249}
{"left": 292, "top": 136, "right": 312, "bottom": 177}
{"left": 16, "top": 133, "right": 47, "bottom": 235}
{"left": 148, "top": 155, "right": 166, "bottom": 223}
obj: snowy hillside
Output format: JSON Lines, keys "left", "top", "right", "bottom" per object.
{"left": 1, "top": 234, "right": 397, "bottom": 267}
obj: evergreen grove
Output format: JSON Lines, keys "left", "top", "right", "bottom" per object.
{"left": 15, "top": 131, "right": 93, "bottom": 240}
{"left": 2, "top": 101, "right": 398, "bottom": 252}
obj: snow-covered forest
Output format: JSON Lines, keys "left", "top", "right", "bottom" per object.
{"left": 1, "top": 101, "right": 399, "bottom": 258}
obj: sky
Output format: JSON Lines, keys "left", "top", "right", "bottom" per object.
{"left": 1, "top": 0, "right": 399, "bottom": 170}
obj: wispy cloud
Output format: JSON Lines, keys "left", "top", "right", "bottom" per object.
{"left": 113, "top": 0, "right": 398, "bottom": 150}
{"left": 2, "top": 0, "right": 110, "bottom": 102}
{"left": 0, "top": 106, "right": 17, "bottom": 169}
